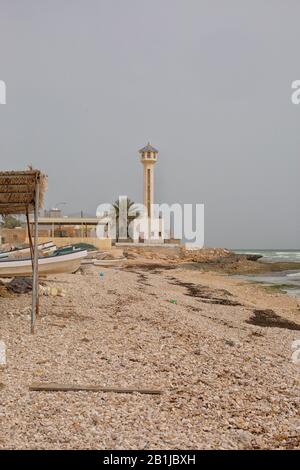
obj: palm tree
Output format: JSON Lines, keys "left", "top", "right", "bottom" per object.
{"left": 112, "top": 197, "right": 140, "bottom": 241}
{"left": 1, "top": 215, "right": 22, "bottom": 229}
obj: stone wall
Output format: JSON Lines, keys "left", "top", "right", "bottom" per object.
{"left": 0, "top": 228, "right": 26, "bottom": 246}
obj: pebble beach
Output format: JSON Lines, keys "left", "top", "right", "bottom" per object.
{"left": 1, "top": 257, "right": 300, "bottom": 450}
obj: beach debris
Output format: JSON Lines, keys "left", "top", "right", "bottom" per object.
{"left": 0, "top": 285, "right": 12, "bottom": 298}
{"left": 29, "top": 383, "right": 163, "bottom": 395}
{"left": 48, "top": 323, "right": 66, "bottom": 329}
{"left": 39, "top": 285, "right": 66, "bottom": 297}
{"left": 3, "top": 278, "right": 68, "bottom": 297}
{"left": 246, "top": 309, "right": 300, "bottom": 331}
{"left": 225, "top": 339, "right": 235, "bottom": 347}
{"left": 7, "top": 277, "right": 32, "bottom": 294}
{"left": 76, "top": 265, "right": 94, "bottom": 275}
{"left": 168, "top": 299, "right": 177, "bottom": 304}
{"left": 99, "top": 272, "right": 104, "bottom": 277}
{"left": 0, "top": 341, "right": 6, "bottom": 367}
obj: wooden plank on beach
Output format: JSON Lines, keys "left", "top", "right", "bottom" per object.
{"left": 29, "top": 383, "right": 163, "bottom": 395}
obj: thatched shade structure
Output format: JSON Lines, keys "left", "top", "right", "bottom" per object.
{"left": 0, "top": 169, "right": 47, "bottom": 333}
{"left": 0, "top": 170, "right": 47, "bottom": 215}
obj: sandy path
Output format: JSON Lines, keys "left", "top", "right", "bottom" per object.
{"left": 0, "top": 265, "right": 300, "bottom": 449}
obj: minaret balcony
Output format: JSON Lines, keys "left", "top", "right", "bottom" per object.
{"left": 141, "top": 153, "right": 157, "bottom": 163}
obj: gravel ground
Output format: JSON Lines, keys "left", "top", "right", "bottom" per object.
{"left": 0, "top": 264, "right": 300, "bottom": 449}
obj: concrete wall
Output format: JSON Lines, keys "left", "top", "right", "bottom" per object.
{"left": 26, "top": 236, "right": 112, "bottom": 250}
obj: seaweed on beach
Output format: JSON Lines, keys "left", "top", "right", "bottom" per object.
{"left": 136, "top": 273, "right": 152, "bottom": 286}
{"left": 168, "top": 279, "right": 243, "bottom": 306}
{"left": 125, "top": 264, "right": 176, "bottom": 274}
{"left": 200, "top": 298, "right": 242, "bottom": 306}
{"left": 262, "top": 283, "right": 299, "bottom": 294}
{"left": 247, "top": 309, "right": 300, "bottom": 331}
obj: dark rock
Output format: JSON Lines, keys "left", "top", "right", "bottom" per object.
{"left": 245, "top": 254, "right": 263, "bottom": 261}
{"left": 7, "top": 277, "right": 33, "bottom": 294}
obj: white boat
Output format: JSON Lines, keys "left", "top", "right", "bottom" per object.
{"left": 94, "top": 258, "right": 125, "bottom": 267}
{"left": 287, "top": 272, "right": 300, "bottom": 278}
{"left": 0, "top": 241, "right": 56, "bottom": 259}
{"left": 0, "top": 249, "right": 87, "bottom": 277}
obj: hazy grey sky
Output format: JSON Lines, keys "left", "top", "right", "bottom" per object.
{"left": 0, "top": 0, "right": 299, "bottom": 248}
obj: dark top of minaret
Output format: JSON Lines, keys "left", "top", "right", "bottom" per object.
{"left": 139, "top": 142, "right": 158, "bottom": 154}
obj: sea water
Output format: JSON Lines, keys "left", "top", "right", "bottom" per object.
{"left": 233, "top": 249, "right": 300, "bottom": 298}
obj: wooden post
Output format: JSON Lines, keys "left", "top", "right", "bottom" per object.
{"left": 29, "top": 383, "right": 163, "bottom": 395}
{"left": 26, "top": 208, "right": 34, "bottom": 267}
{"left": 31, "top": 176, "right": 40, "bottom": 334}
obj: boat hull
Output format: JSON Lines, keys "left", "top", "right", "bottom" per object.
{"left": 0, "top": 242, "right": 56, "bottom": 259}
{"left": 0, "top": 250, "right": 87, "bottom": 277}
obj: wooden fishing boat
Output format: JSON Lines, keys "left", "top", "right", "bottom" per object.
{"left": 0, "top": 249, "right": 87, "bottom": 277}
{"left": 54, "top": 243, "right": 97, "bottom": 255}
{"left": 0, "top": 241, "right": 56, "bottom": 259}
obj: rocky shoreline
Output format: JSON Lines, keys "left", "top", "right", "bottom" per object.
{"left": 120, "top": 246, "right": 300, "bottom": 276}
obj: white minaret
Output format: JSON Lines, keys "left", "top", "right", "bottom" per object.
{"left": 139, "top": 142, "right": 158, "bottom": 219}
